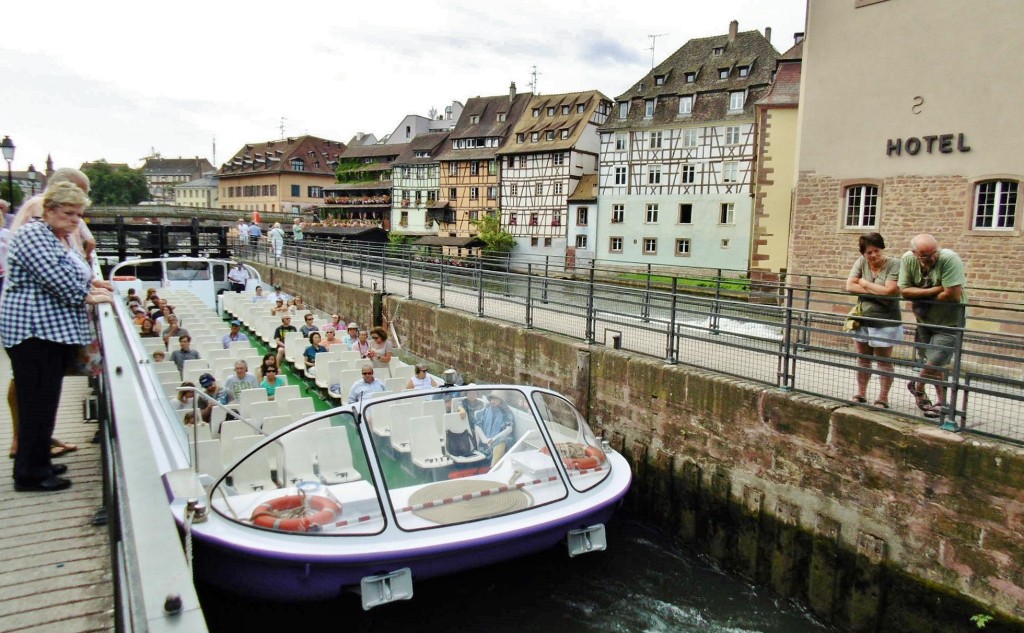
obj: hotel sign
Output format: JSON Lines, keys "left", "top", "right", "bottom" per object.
{"left": 886, "top": 133, "right": 971, "bottom": 157}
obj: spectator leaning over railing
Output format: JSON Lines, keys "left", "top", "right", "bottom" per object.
{"left": 1, "top": 182, "right": 114, "bottom": 492}
{"left": 899, "top": 233, "right": 967, "bottom": 423}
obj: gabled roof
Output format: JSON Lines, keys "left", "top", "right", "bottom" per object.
{"left": 394, "top": 132, "right": 451, "bottom": 165}
{"left": 498, "top": 90, "right": 611, "bottom": 156}
{"left": 434, "top": 87, "right": 534, "bottom": 161}
{"left": 217, "top": 136, "right": 346, "bottom": 178}
{"left": 340, "top": 142, "right": 407, "bottom": 160}
{"left": 176, "top": 174, "right": 219, "bottom": 189}
{"left": 757, "top": 59, "right": 801, "bottom": 107}
{"left": 142, "top": 157, "right": 214, "bottom": 176}
{"left": 567, "top": 174, "right": 598, "bottom": 202}
{"left": 602, "top": 26, "right": 779, "bottom": 131}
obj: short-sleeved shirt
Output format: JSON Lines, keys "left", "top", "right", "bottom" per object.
{"left": 224, "top": 374, "right": 259, "bottom": 400}
{"left": 898, "top": 249, "right": 967, "bottom": 327}
{"left": 303, "top": 344, "right": 328, "bottom": 365}
{"left": 222, "top": 331, "right": 249, "bottom": 349}
{"left": 848, "top": 255, "right": 902, "bottom": 322}
{"left": 273, "top": 324, "right": 296, "bottom": 343}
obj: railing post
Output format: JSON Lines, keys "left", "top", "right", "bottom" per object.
{"left": 642, "top": 263, "right": 652, "bottom": 322}
{"left": 407, "top": 248, "right": 413, "bottom": 298}
{"left": 380, "top": 244, "right": 386, "bottom": 295}
{"left": 542, "top": 255, "right": 550, "bottom": 304}
{"left": 711, "top": 268, "right": 722, "bottom": 334}
{"left": 802, "top": 275, "right": 813, "bottom": 346}
{"left": 476, "top": 259, "right": 484, "bottom": 317}
{"left": 439, "top": 258, "right": 446, "bottom": 308}
{"left": 944, "top": 324, "right": 967, "bottom": 431}
{"left": 666, "top": 277, "right": 679, "bottom": 363}
{"left": 779, "top": 286, "right": 795, "bottom": 390}
{"left": 116, "top": 215, "right": 127, "bottom": 261}
{"left": 526, "top": 263, "right": 533, "bottom": 329}
{"left": 585, "top": 259, "right": 596, "bottom": 344}
{"left": 358, "top": 246, "right": 365, "bottom": 288}
{"left": 190, "top": 218, "right": 200, "bottom": 257}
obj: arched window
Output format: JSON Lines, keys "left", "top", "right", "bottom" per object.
{"left": 844, "top": 184, "right": 879, "bottom": 228}
{"left": 973, "top": 180, "right": 1018, "bottom": 229}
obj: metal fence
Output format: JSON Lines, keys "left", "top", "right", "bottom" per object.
{"left": 234, "top": 237, "right": 1024, "bottom": 446}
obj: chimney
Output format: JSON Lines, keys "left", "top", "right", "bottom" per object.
{"left": 509, "top": 81, "right": 517, "bottom": 103}
{"left": 794, "top": 32, "right": 805, "bottom": 44}
{"left": 764, "top": 27, "right": 771, "bottom": 43}
{"left": 729, "top": 20, "right": 738, "bottom": 42}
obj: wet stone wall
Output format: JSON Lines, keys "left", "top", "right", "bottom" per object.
{"left": 248, "top": 266, "right": 1024, "bottom": 632}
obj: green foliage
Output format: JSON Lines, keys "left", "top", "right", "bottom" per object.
{"left": 971, "top": 614, "right": 994, "bottom": 629}
{"left": 472, "top": 213, "right": 515, "bottom": 255}
{"left": 388, "top": 233, "right": 413, "bottom": 246}
{"left": 0, "top": 181, "right": 24, "bottom": 208}
{"left": 83, "top": 161, "right": 149, "bottom": 205}
{"left": 335, "top": 158, "right": 374, "bottom": 183}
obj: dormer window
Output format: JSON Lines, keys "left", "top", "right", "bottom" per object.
{"left": 531, "top": 131, "right": 539, "bottom": 142}
{"left": 547, "top": 106, "right": 556, "bottom": 116}
{"left": 516, "top": 133, "right": 525, "bottom": 144}
{"left": 719, "top": 68, "right": 729, "bottom": 79}
{"left": 560, "top": 129, "right": 569, "bottom": 139}
{"left": 685, "top": 72, "right": 696, "bottom": 83}
{"left": 290, "top": 158, "right": 305, "bottom": 172}
{"left": 576, "top": 103, "right": 585, "bottom": 113}
{"left": 497, "top": 112, "right": 507, "bottom": 122}
{"left": 561, "top": 105, "right": 570, "bottom": 114}
{"left": 738, "top": 66, "right": 749, "bottom": 77}
{"left": 546, "top": 130, "right": 555, "bottom": 141}
{"left": 729, "top": 91, "right": 745, "bottom": 112}
{"left": 713, "top": 46, "right": 724, "bottom": 56}
{"left": 654, "top": 74, "right": 666, "bottom": 86}
{"left": 532, "top": 108, "right": 540, "bottom": 117}
{"left": 618, "top": 101, "right": 629, "bottom": 119}
{"left": 470, "top": 115, "right": 480, "bottom": 124}
{"left": 644, "top": 99, "right": 656, "bottom": 118}
{"left": 678, "top": 95, "right": 693, "bottom": 115}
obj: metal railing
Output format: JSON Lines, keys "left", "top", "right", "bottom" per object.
{"left": 234, "top": 237, "right": 1024, "bottom": 445}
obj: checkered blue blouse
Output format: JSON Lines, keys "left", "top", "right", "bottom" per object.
{"left": 0, "top": 219, "right": 92, "bottom": 348}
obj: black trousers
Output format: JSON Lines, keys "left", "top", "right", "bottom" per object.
{"left": 9, "top": 338, "right": 75, "bottom": 483}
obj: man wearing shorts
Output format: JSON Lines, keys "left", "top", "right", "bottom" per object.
{"left": 898, "top": 234, "right": 966, "bottom": 423}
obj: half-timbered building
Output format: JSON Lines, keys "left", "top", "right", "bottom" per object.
{"left": 390, "top": 132, "right": 450, "bottom": 237}
{"left": 321, "top": 142, "right": 408, "bottom": 228}
{"left": 498, "top": 90, "right": 612, "bottom": 259}
{"left": 597, "top": 21, "right": 778, "bottom": 270}
{"left": 434, "top": 83, "right": 533, "bottom": 253}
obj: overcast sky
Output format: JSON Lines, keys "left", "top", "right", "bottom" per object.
{"left": 0, "top": 0, "right": 806, "bottom": 173}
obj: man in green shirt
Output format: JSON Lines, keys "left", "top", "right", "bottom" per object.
{"left": 898, "top": 234, "right": 966, "bottom": 424}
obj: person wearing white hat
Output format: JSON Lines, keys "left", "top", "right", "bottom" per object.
{"left": 341, "top": 322, "right": 359, "bottom": 348}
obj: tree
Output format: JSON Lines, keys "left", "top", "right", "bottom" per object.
{"left": 82, "top": 161, "right": 150, "bottom": 205}
{"left": 0, "top": 181, "right": 24, "bottom": 209}
{"left": 472, "top": 213, "right": 515, "bottom": 256}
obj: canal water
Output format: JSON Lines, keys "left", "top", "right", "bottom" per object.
{"left": 199, "top": 515, "right": 832, "bottom": 632}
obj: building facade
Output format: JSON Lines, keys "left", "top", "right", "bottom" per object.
{"left": 217, "top": 136, "right": 346, "bottom": 215}
{"left": 322, "top": 142, "right": 407, "bottom": 228}
{"left": 174, "top": 172, "right": 219, "bottom": 208}
{"left": 142, "top": 157, "right": 214, "bottom": 203}
{"left": 566, "top": 173, "right": 598, "bottom": 267}
{"left": 434, "top": 83, "right": 533, "bottom": 250}
{"left": 498, "top": 90, "right": 611, "bottom": 259}
{"left": 597, "top": 21, "right": 778, "bottom": 270}
{"left": 390, "top": 133, "right": 449, "bottom": 236}
{"left": 790, "top": 0, "right": 1021, "bottom": 302}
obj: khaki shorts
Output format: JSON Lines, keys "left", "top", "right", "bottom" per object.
{"left": 914, "top": 327, "right": 958, "bottom": 367}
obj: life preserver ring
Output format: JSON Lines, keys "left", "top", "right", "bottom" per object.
{"left": 112, "top": 275, "right": 137, "bottom": 281}
{"left": 250, "top": 494, "right": 342, "bottom": 532}
{"left": 541, "top": 443, "right": 606, "bottom": 471}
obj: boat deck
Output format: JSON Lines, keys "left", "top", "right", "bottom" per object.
{"left": 0, "top": 350, "right": 115, "bottom": 632}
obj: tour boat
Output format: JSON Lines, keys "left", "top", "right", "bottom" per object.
{"left": 107, "top": 257, "right": 632, "bottom": 608}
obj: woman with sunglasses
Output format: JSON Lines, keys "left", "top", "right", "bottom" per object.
{"left": 405, "top": 364, "right": 438, "bottom": 390}
{"left": 365, "top": 327, "right": 393, "bottom": 369}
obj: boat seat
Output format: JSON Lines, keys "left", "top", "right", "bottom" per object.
{"left": 239, "top": 388, "right": 268, "bottom": 408}
{"left": 273, "top": 384, "right": 301, "bottom": 404}
{"left": 443, "top": 413, "right": 486, "bottom": 464}
{"left": 193, "top": 439, "right": 224, "bottom": 483}
{"left": 384, "top": 376, "right": 409, "bottom": 392}
{"left": 409, "top": 415, "right": 451, "bottom": 471}
{"left": 229, "top": 435, "right": 279, "bottom": 493}
{"left": 388, "top": 402, "right": 421, "bottom": 455}
{"left": 278, "top": 430, "right": 318, "bottom": 487}
{"left": 286, "top": 397, "right": 316, "bottom": 421}
{"left": 316, "top": 426, "right": 361, "bottom": 484}
{"left": 390, "top": 365, "right": 415, "bottom": 380}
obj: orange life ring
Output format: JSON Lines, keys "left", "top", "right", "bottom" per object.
{"left": 250, "top": 494, "right": 342, "bottom": 532}
{"left": 112, "top": 275, "right": 137, "bottom": 281}
{"left": 541, "top": 443, "right": 606, "bottom": 471}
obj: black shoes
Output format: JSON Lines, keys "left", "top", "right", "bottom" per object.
{"left": 51, "top": 464, "right": 68, "bottom": 476}
{"left": 14, "top": 476, "right": 72, "bottom": 492}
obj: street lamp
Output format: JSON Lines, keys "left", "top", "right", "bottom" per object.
{"left": 0, "top": 136, "right": 14, "bottom": 207}
{"left": 27, "top": 164, "right": 36, "bottom": 196}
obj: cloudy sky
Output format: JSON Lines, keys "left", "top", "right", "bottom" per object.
{"left": 0, "top": 0, "right": 806, "bottom": 172}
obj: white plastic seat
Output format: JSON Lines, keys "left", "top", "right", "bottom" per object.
{"left": 319, "top": 359, "right": 346, "bottom": 392}
{"left": 206, "top": 349, "right": 233, "bottom": 362}
{"left": 442, "top": 412, "right": 486, "bottom": 464}
{"left": 244, "top": 401, "right": 279, "bottom": 431}
{"left": 390, "top": 365, "right": 415, "bottom": 380}
{"left": 193, "top": 439, "right": 224, "bottom": 483}
{"left": 278, "top": 430, "right": 318, "bottom": 486}
{"left": 286, "top": 398, "right": 316, "bottom": 421}
{"left": 229, "top": 435, "right": 279, "bottom": 493}
{"left": 273, "top": 384, "right": 301, "bottom": 403}
{"left": 262, "top": 414, "right": 295, "bottom": 436}
{"left": 409, "top": 415, "right": 451, "bottom": 470}
{"left": 385, "top": 376, "right": 409, "bottom": 392}
{"left": 388, "top": 402, "right": 421, "bottom": 454}
{"left": 239, "top": 388, "right": 268, "bottom": 408}
{"left": 316, "top": 426, "right": 361, "bottom": 484}
{"left": 218, "top": 420, "right": 251, "bottom": 468}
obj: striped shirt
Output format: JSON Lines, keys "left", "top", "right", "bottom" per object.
{"left": 0, "top": 219, "right": 92, "bottom": 347}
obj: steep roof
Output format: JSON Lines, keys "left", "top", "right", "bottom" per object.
{"left": 567, "top": 174, "right": 598, "bottom": 202}
{"left": 757, "top": 59, "right": 801, "bottom": 107}
{"left": 339, "top": 142, "right": 406, "bottom": 160}
{"left": 394, "top": 132, "right": 451, "bottom": 165}
{"left": 217, "top": 136, "right": 346, "bottom": 178}
{"left": 142, "top": 157, "right": 214, "bottom": 176}
{"left": 434, "top": 87, "right": 534, "bottom": 161}
{"left": 602, "top": 26, "right": 779, "bottom": 131}
{"left": 498, "top": 90, "right": 611, "bottom": 156}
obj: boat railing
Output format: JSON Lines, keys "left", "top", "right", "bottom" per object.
{"left": 95, "top": 291, "right": 209, "bottom": 630}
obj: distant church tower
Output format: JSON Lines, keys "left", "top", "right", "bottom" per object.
{"left": 45, "top": 154, "right": 54, "bottom": 178}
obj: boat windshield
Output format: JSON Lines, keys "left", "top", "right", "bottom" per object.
{"left": 209, "top": 410, "right": 387, "bottom": 536}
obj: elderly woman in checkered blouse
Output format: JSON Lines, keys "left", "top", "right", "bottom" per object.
{"left": 0, "top": 182, "right": 115, "bottom": 493}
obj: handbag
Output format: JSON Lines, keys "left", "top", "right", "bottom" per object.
{"left": 843, "top": 302, "right": 863, "bottom": 332}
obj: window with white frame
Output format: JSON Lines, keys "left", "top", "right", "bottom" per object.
{"left": 532, "top": 108, "right": 540, "bottom": 118}
{"left": 611, "top": 204, "right": 624, "bottom": 223}
{"left": 531, "top": 132, "right": 539, "bottom": 142}
{"left": 725, "top": 126, "right": 741, "bottom": 145}
{"left": 681, "top": 164, "right": 696, "bottom": 184}
{"left": 575, "top": 234, "right": 588, "bottom": 249}
{"left": 577, "top": 103, "right": 585, "bottom": 113}
{"left": 534, "top": 183, "right": 543, "bottom": 197}
{"left": 973, "top": 180, "right": 1018, "bottom": 229}
{"left": 562, "top": 105, "right": 570, "bottom": 115}
{"left": 648, "top": 165, "right": 662, "bottom": 185}
{"left": 577, "top": 207, "right": 589, "bottom": 226}
{"left": 719, "top": 68, "right": 729, "bottom": 79}
{"left": 554, "top": 182, "right": 563, "bottom": 195}
{"left": 722, "top": 162, "right": 739, "bottom": 183}
{"left": 469, "top": 210, "right": 479, "bottom": 221}
{"left": 678, "top": 95, "right": 693, "bottom": 115}
{"left": 645, "top": 99, "right": 656, "bottom": 118}
{"left": 517, "top": 133, "right": 525, "bottom": 144}
{"left": 654, "top": 74, "right": 665, "bottom": 86}
{"left": 470, "top": 187, "right": 479, "bottom": 200}
{"left": 844, "top": 185, "right": 879, "bottom": 228}
{"left": 738, "top": 66, "right": 749, "bottom": 77}
{"left": 449, "top": 163, "right": 458, "bottom": 177}
{"left": 489, "top": 160, "right": 496, "bottom": 176}
{"left": 609, "top": 236, "right": 623, "bottom": 252}
{"left": 615, "top": 133, "right": 627, "bottom": 150}
{"left": 509, "top": 183, "right": 517, "bottom": 196}
{"left": 650, "top": 131, "right": 663, "bottom": 149}
{"left": 614, "top": 166, "right": 627, "bottom": 185}
{"left": 487, "top": 186, "right": 496, "bottom": 200}
{"left": 448, "top": 187, "right": 457, "bottom": 200}
{"left": 618, "top": 101, "right": 629, "bottom": 118}
{"left": 675, "top": 238, "right": 691, "bottom": 256}
{"left": 729, "top": 91, "right": 745, "bottom": 112}
{"left": 470, "top": 161, "right": 480, "bottom": 176}
{"left": 645, "top": 203, "right": 659, "bottom": 223}
{"left": 643, "top": 237, "right": 657, "bottom": 254}
{"left": 561, "top": 129, "right": 569, "bottom": 139}
{"left": 553, "top": 153, "right": 565, "bottom": 166}
{"left": 719, "top": 202, "right": 735, "bottom": 224}
{"left": 547, "top": 107, "right": 556, "bottom": 116}
{"left": 683, "top": 128, "right": 699, "bottom": 147}
{"left": 508, "top": 155, "right": 517, "bottom": 168}
{"left": 546, "top": 130, "right": 555, "bottom": 141}
{"left": 685, "top": 72, "right": 696, "bottom": 83}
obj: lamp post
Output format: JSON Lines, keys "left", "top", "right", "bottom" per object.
{"left": 0, "top": 136, "right": 14, "bottom": 207}
{"left": 27, "top": 164, "right": 36, "bottom": 196}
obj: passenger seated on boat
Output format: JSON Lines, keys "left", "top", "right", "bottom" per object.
{"left": 352, "top": 330, "right": 371, "bottom": 358}
{"left": 289, "top": 295, "right": 307, "bottom": 315}
{"left": 340, "top": 322, "right": 359, "bottom": 348}
{"left": 406, "top": 364, "right": 439, "bottom": 390}
{"left": 221, "top": 320, "right": 249, "bottom": 349}
{"left": 322, "top": 326, "right": 344, "bottom": 349}
{"left": 170, "top": 335, "right": 200, "bottom": 376}
{"left": 299, "top": 313, "right": 319, "bottom": 337}
{"left": 224, "top": 360, "right": 259, "bottom": 400}
{"left": 266, "top": 284, "right": 287, "bottom": 305}
{"left": 257, "top": 353, "right": 278, "bottom": 382}
{"left": 348, "top": 364, "right": 386, "bottom": 403}
{"left": 176, "top": 382, "right": 196, "bottom": 410}
{"left": 366, "top": 327, "right": 393, "bottom": 368}
{"left": 152, "top": 350, "right": 166, "bottom": 363}
{"left": 161, "top": 314, "right": 189, "bottom": 348}
{"left": 250, "top": 286, "right": 266, "bottom": 303}
{"left": 125, "top": 287, "right": 139, "bottom": 305}
{"left": 198, "top": 373, "right": 234, "bottom": 423}
{"left": 131, "top": 304, "right": 148, "bottom": 326}
{"left": 273, "top": 315, "right": 296, "bottom": 367}
{"left": 459, "top": 391, "right": 485, "bottom": 425}
{"left": 259, "top": 367, "right": 287, "bottom": 400}
{"left": 474, "top": 393, "right": 515, "bottom": 464}
{"left": 303, "top": 333, "right": 328, "bottom": 375}
{"left": 140, "top": 318, "right": 159, "bottom": 338}
{"left": 270, "top": 298, "right": 289, "bottom": 316}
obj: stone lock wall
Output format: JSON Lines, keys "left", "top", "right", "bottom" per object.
{"left": 247, "top": 264, "right": 1024, "bottom": 632}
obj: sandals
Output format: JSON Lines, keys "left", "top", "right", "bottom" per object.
{"left": 850, "top": 395, "right": 867, "bottom": 404}
{"left": 907, "top": 381, "right": 933, "bottom": 411}
{"left": 923, "top": 404, "right": 948, "bottom": 419}
{"left": 873, "top": 400, "right": 890, "bottom": 409}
